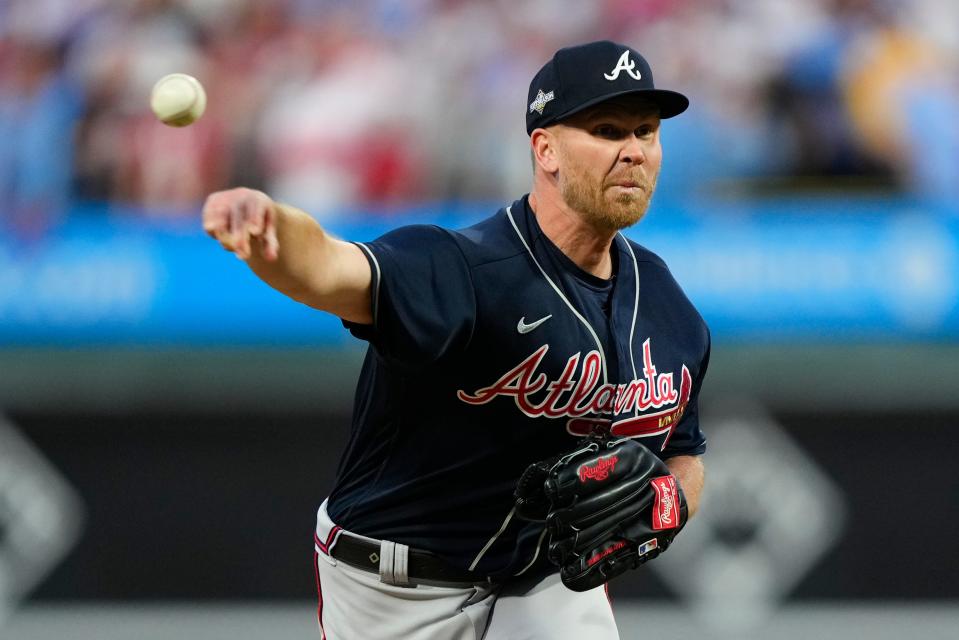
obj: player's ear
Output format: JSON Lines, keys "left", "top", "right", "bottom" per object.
{"left": 530, "top": 129, "right": 559, "bottom": 174}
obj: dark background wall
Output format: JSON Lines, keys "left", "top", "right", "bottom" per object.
{"left": 15, "top": 404, "right": 958, "bottom": 602}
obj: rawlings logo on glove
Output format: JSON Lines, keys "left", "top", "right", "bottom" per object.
{"left": 579, "top": 455, "right": 619, "bottom": 482}
{"left": 651, "top": 475, "right": 680, "bottom": 530}
{"left": 514, "top": 435, "right": 688, "bottom": 592}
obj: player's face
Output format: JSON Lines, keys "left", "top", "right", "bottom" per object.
{"left": 553, "top": 98, "right": 662, "bottom": 231}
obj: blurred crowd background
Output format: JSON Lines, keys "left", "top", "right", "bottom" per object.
{"left": 2, "top": 0, "right": 958, "bottom": 232}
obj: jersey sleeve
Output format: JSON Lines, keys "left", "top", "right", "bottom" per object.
{"left": 662, "top": 325, "right": 710, "bottom": 458}
{"left": 344, "top": 224, "right": 476, "bottom": 370}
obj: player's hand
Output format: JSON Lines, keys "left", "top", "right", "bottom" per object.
{"left": 202, "top": 187, "right": 280, "bottom": 261}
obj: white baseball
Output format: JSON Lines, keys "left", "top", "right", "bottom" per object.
{"left": 150, "top": 73, "right": 207, "bottom": 127}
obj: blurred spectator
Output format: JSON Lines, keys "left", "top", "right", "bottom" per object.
{"left": 901, "top": 63, "right": 959, "bottom": 206}
{"left": 767, "top": 0, "right": 893, "bottom": 182}
{"left": 200, "top": 0, "right": 295, "bottom": 189}
{"left": 840, "top": 4, "right": 959, "bottom": 203}
{"left": 255, "top": 16, "right": 426, "bottom": 218}
{"left": 67, "top": 0, "right": 230, "bottom": 214}
{"left": 0, "top": 35, "right": 82, "bottom": 236}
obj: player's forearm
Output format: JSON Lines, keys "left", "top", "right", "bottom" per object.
{"left": 247, "top": 203, "right": 372, "bottom": 323}
{"left": 666, "top": 455, "right": 704, "bottom": 518}
{"left": 203, "top": 189, "right": 373, "bottom": 324}
{"left": 245, "top": 203, "right": 332, "bottom": 298}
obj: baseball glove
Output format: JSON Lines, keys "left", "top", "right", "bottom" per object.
{"left": 514, "top": 435, "right": 687, "bottom": 592}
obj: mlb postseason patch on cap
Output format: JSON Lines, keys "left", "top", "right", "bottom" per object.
{"left": 526, "top": 40, "right": 689, "bottom": 135}
{"left": 529, "top": 89, "right": 555, "bottom": 115}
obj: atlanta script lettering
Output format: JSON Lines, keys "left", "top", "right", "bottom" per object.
{"left": 457, "top": 338, "right": 692, "bottom": 448}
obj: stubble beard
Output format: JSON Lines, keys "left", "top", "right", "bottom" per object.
{"left": 561, "top": 166, "right": 657, "bottom": 232}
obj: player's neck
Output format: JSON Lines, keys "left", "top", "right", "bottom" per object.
{"left": 528, "top": 191, "right": 616, "bottom": 280}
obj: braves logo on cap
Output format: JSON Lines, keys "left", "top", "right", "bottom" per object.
{"left": 604, "top": 50, "right": 642, "bottom": 81}
{"left": 525, "top": 40, "right": 689, "bottom": 134}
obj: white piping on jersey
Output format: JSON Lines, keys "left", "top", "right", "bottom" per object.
{"left": 505, "top": 206, "right": 607, "bottom": 384}
{"left": 469, "top": 505, "right": 516, "bottom": 571}
{"left": 514, "top": 526, "right": 549, "bottom": 577}
{"left": 619, "top": 235, "right": 641, "bottom": 415}
{"left": 355, "top": 242, "right": 382, "bottom": 326}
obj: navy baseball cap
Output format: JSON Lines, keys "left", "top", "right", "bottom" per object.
{"left": 526, "top": 40, "right": 689, "bottom": 135}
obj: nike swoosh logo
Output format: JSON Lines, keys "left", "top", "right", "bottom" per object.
{"left": 517, "top": 315, "right": 553, "bottom": 334}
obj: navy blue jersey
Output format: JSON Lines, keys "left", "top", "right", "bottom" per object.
{"left": 328, "top": 195, "right": 709, "bottom": 579}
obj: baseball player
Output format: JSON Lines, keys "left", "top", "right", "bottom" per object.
{"left": 204, "top": 40, "right": 708, "bottom": 639}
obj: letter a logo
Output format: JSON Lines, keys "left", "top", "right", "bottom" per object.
{"left": 604, "top": 50, "right": 642, "bottom": 81}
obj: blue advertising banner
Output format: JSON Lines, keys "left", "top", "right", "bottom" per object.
{"left": 637, "top": 204, "right": 959, "bottom": 342}
{"left": 1, "top": 198, "right": 958, "bottom": 345}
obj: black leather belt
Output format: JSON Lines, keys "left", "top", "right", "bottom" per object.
{"left": 331, "top": 534, "right": 488, "bottom": 587}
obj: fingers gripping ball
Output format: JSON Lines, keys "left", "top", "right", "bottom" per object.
{"left": 515, "top": 436, "right": 688, "bottom": 592}
{"left": 150, "top": 73, "right": 207, "bottom": 127}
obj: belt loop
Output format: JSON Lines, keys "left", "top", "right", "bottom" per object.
{"left": 379, "top": 540, "right": 395, "bottom": 584}
{"left": 378, "top": 540, "right": 411, "bottom": 586}
{"left": 393, "top": 542, "right": 410, "bottom": 586}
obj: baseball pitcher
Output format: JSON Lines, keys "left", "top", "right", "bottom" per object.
{"left": 203, "top": 40, "right": 709, "bottom": 640}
